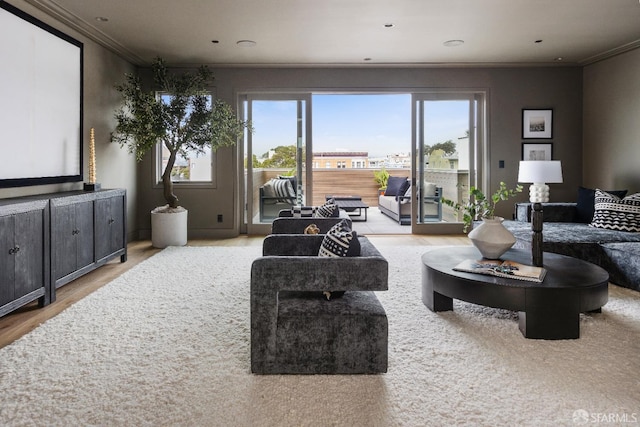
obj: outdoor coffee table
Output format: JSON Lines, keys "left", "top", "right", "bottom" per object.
{"left": 325, "top": 195, "right": 369, "bottom": 221}
{"left": 421, "top": 247, "right": 609, "bottom": 339}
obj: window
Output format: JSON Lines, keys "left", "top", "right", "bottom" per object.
{"left": 157, "top": 92, "right": 214, "bottom": 184}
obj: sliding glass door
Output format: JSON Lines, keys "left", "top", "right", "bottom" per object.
{"left": 242, "top": 94, "right": 311, "bottom": 235}
{"left": 412, "top": 92, "right": 486, "bottom": 233}
{"left": 240, "top": 90, "right": 485, "bottom": 235}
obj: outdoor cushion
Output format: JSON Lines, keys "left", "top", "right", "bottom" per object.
{"left": 385, "top": 176, "right": 408, "bottom": 197}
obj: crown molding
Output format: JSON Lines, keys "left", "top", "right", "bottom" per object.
{"left": 23, "top": 0, "right": 146, "bottom": 65}
{"left": 579, "top": 39, "right": 640, "bottom": 66}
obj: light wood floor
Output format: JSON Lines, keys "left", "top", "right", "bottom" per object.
{"left": 0, "top": 234, "right": 469, "bottom": 349}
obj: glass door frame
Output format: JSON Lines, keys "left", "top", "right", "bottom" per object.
{"left": 240, "top": 92, "right": 312, "bottom": 235}
{"left": 411, "top": 90, "right": 488, "bottom": 234}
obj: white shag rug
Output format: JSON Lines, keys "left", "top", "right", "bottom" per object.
{"left": 1, "top": 243, "right": 639, "bottom": 427}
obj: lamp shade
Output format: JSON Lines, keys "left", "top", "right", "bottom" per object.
{"left": 517, "top": 161, "right": 563, "bottom": 184}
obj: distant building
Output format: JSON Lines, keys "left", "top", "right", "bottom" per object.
{"left": 312, "top": 151, "right": 369, "bottom": 168}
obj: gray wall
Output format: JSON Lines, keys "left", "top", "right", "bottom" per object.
{"left": 134, "top": 66, "right": 583, "bottom": 233}
{"left": 583, "top": 48, "right": 640, "bottom": 193}
{"left": 0, "top": 2, "right": 591, "bottom": 237}
{"left": 0, "top": 0, "right": 138, "bottom": 241}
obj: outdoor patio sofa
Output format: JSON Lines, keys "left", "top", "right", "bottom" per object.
{"left": 259, "top": 176, "right": 298, "bottom": 221}
{"left": 378, "top": 176, "right": 442, "bottom": 225}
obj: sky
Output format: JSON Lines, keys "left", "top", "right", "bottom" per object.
{"left": 249, "top": 94, "right": 470, "bottom": 159}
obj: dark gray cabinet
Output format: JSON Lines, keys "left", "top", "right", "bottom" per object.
{"left": 50, "top": 189, "right": 127, "bottom": 293}
{"left": 51, "top": 196, "right": 95, "bottom": 288}
{"left": 95, "top": 191, "right": 126, "bottom": 263}
{"left": 0, "top": 199, "right": 50, "bottom": 317}
{"left": 0, "top": 189, "right": 126, "bottom": 316}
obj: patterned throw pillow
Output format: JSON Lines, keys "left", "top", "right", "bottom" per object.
{"left": 576, "top": 186, "right": 628, "bottom": 223}
{"left": 318, "top": 219, "right": 361, "bottom": 257}
{"left": 590, "top": 189, "right": 640, "bottom": 232}
{"left": 291, "top": 206, "right": 315, "bottom": 218}
{"left": 271, "top": 178, "right": 296, "bottom": 203}
{"left": 315, "top": 198, "right": 338, "bottom": 218}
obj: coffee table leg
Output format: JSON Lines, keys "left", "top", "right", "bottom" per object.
{"left": 422, "top": 265, "right": 453, "bottom": 312}
{"left": 518, "top": 308, "right": 580, "bottom": 339}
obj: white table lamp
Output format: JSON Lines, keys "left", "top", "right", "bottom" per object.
{"left": 517, "top": 161, "right": 563, "bottom": 202}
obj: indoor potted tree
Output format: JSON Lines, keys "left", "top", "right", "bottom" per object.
{"left": 112, "top": 57, "right": 250, "bottom": 248}
{"left": 442, "top": 182, "right": 523, "bottom": 259}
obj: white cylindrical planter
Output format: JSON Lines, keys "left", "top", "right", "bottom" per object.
{"left": 468, "top": 216, "right": 516, "bottom": 259}
{"left": 151, "top": 207, "right": 188, "bottom": 248}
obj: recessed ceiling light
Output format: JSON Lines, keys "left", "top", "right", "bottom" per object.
{"left": 555, "top": 57, "right": 564, "bottom": 61}
{"left": 236, "top": 40, "right": 256, "bottom": 47}
{"left": 94, "top": 16, "right": 109, "bottom": 22}
{"left": 443, "top": 39, "right": 464, "bottom": 47}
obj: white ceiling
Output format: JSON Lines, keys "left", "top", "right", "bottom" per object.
{"left": 23, "top": 0, "right": 640, "bottom": 67}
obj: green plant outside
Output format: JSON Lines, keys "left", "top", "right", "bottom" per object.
{"left": 374, "top": 168, "right": 390, "bottom": 190}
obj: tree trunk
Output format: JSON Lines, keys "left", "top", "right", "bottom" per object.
{"left": 162, "top": 150, "right": 179, "bottom": 208}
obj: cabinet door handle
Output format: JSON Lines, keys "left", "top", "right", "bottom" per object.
{"left": 14, "top": 245, "right": 19, "bottom": 253}
{"left": 8, "top": 246, "right": 19, "bottom": 255}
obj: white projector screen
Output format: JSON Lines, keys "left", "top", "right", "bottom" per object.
{"left": 0, "top": 1, "right": 83, "bottom": 188}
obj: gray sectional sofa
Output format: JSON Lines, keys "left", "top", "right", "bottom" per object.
{"left": 503, "top": 202, "right": 640, "bottom": 291}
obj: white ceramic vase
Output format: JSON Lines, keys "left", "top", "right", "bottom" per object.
{"left": 468, "top": 216, "right": 516, "bottom": 259}
{"left": 151, "top": 207, "right": 188, "bottom": 248}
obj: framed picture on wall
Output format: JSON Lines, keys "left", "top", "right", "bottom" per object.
{"left": 522, "top": 109, "right": 553, "bottom": 139}
{"left": 522, "top": 143, "right": 553, "bottom": 160}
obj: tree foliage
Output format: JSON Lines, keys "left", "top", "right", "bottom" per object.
{"left": 424, "top": 140, "right": 457, "bottom": 156}
{"left": 112, "top": 57, "right": 251, "bottom": 208}
{"left": 261, "top": 145, "right": 297, "bottom": 168}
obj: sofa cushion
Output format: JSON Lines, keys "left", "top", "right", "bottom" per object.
{"left": 395, "top": 179, "right": 411, "bottom": 201}
{"left": 315, "top": 198, "right": 339, "bottom": 217}
{"left": 319, "top": 220, "right": 361, "bottom": 257}
{"left": 261, "top": 180, "right": 277, "bottom": 204}
{"left": 385, "top": 176, "right": 408, "bottom": 197}
{"left": 590, "top": 190, "right": 640, "bottom": 232}
{"left": 576, "top": 186, "right": 627, "bottom": 223}
{"left": 398, "top": 185, "right": 412, "bottom": 204}
{"left": 264, "top": 177, "right": 296, "bottom": 204}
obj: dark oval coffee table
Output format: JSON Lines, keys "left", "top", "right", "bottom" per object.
{"left": 421, "top": 247, "right": 609, "bottom": 339}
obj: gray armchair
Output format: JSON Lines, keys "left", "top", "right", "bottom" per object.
{"left": 251, "top": 234, "right": 388, "bottom": 374}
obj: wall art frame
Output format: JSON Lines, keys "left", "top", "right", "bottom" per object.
{"left": 522, "top": 142, "right": 553, "bottom": 161}
{"left": 522, "top": 109, "right": 553, "bottom": 139}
